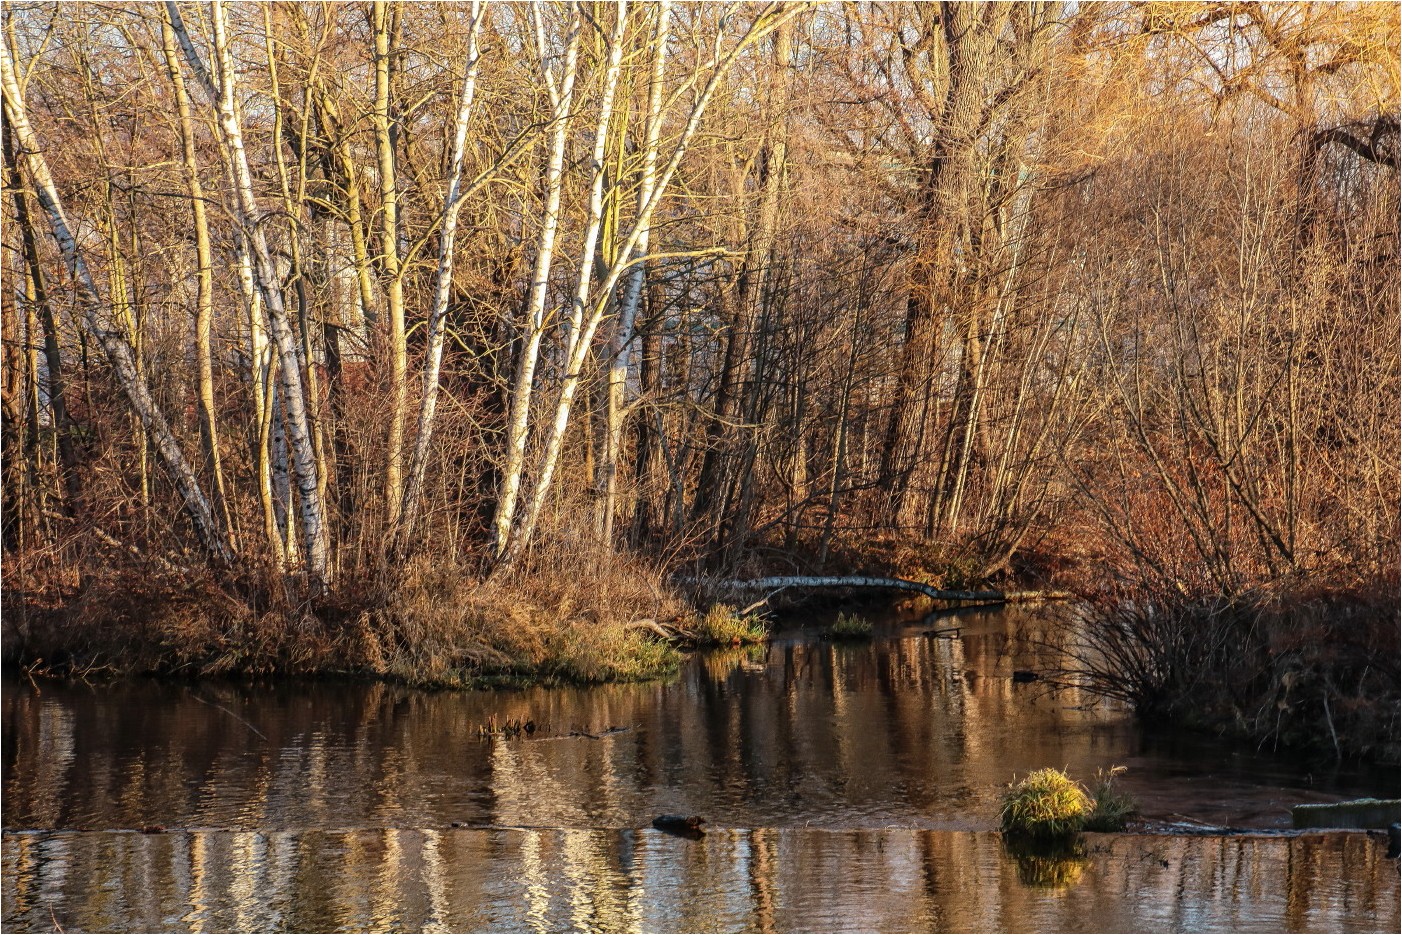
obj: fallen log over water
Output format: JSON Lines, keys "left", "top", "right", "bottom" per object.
{"left": 689, "top": 575, "right": 1072, "bottom": 608}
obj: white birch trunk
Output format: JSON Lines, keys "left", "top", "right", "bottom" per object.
{"left": 694, "top": 575, "right": 1072, "bottom": 604}
{"left": 232, "top": 226, "right": 283, "bottom": 561}
{"left": 489, "top": 5, "right": 582, "bottom": 557}
{"left": 0, "top": 39, "right": 233, "bottom": 566}
{"left": 596, "top": 0, "right": 670, "bottom": 544}
{"left": 502, "top": 2, "right": 808, "bottom": 565}
{"left": 397, "top": 0, "right": 485, "bottom": 549}
{"left": 168, "top": 0, "right": 329, "bottom": 588}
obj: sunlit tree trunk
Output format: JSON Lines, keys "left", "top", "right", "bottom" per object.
{"left": 159, "top": 10, "right": 233, "bottom": 547}
{"left": 372, "top": 0, "right": 409, "bottom": 529}
{"left": 490, "top": 4, "right": 582, "bottom": 558}
{"left": 596, "top": 0, "right": 670, "bottom": 546}
{"left": 499, "top": 2, "right": 810, "bottom": 567}
{"left": 1, "top": 38, "right": 232, "bottom": 566}
{"left": 168, "top": 0, "right": 328, "bottom": 588}
{"left": 507, "top": 0, "right": 629, "bottom": 561}
{"left": 4, "top": 129, "right": 79, "bottom": 515}
{"left": 398, "top": 0, "right": 486, "bottom": 552}
{"left": 879, "top": 1, "right": 1011, "bottom": 530}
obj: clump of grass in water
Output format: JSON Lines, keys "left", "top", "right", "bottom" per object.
{"left": 1084, "top": 765, "right": 1136, "bottom": 831}
{"left": 825, "top": 612, "right": 873, "bottom": 640}
{"left": 1001, "top": 766, "right": 1137, "bottom": 839}
{"left": 691, "top": 604, "right": 769, "bottom": 646}
{"left": 1000, "top": 768, "right": 1093, "bottom": 839}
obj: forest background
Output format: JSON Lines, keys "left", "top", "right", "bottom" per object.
{"left": 2, "top": 1, "right": 1397, "bottom": 761}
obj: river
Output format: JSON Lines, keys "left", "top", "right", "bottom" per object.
{"left": 3, "top": 606, "right": 1397, "bottom": 932}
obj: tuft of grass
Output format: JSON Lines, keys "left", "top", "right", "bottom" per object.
{"left": 690, "top": 604, "right": 769, "bottom": 646}
{"left": 539, "top": 622, "right": 682, "bottom": 683}
{"left": 825, "top": 612, "right": 873, "bottom": 640}
{"left": 1084, "top": 765, "right": 1137, "bottom": 831}
{"left": 1000, "top": 768, "right": 1093, "bottom": 840}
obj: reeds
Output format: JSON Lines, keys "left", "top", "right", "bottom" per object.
{"left": 824, "top": 612, "right": 873, "bottom": 640}
{"left": 688, "top": 604, "right": 769, "bottom": 646}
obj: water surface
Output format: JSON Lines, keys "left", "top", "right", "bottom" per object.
{"left": 4, "top": 607, "right": 1397, "bottom": 932}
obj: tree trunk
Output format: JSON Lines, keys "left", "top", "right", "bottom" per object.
{"left": 696, "top": 575, "right": 1071, "bottom": 604}
{"left": 160, "top": 10, "right": 233, "bottom": 546}
{"left": 1, "top": 39, "right": 232, "bottom": 566}
{"left": 398, "top": 0, "right": 485, "bottom": 553}
{"left": 168, "top": 0, "right": 328, "bottom": 588}
{"left": 490, "top": 4, "right": 583, "bottom": 558}
{"left": 693, "top": 19, "right": 792, "bottom": 534}
{"left": 596, "top": 0, "right": 671, "bottom": 546}
{"left": 372, "top": 0, "right": 408, "bottom": 529}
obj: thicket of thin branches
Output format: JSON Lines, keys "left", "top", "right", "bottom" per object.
{"left": 2, "top": 3, "right": 1397, "bottom": 734}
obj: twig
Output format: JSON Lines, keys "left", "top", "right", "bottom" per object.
{"left": 1322, "top": 692, "right": 1342, "bottom": 762}
{"left": 740, "top": 589, "right": 785, "bottom": 616}
{"left": 186, "top": 689, "right": 267, "bottom": 740}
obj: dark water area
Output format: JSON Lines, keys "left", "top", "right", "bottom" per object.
{"left": 4, "top": 607, "right": 1398, "bottom": 932}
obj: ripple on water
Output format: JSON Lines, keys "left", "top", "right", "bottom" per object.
{"left": 2, "top": 606, "right": 1397, "bottom": 930}
{"left": 2, "top": 828, "right": 1397, "bottom": 933}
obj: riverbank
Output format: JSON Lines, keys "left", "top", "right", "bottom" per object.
{"left": 5, "top": 554, "right": 1397, "bottom": 767}
{"left": 3, "top": 555, "right": 696, "bottom": 688}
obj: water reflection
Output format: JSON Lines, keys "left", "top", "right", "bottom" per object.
{"left": 3, "top": 609, "right": 1393, "bottom": 836}
{"left": 3, "top": 607, "right": 1398, "bottom": 931}
{"left": 3, "top": 828, "right": 1395, "bottom": 933}
{"left": 1002, "top": 836, "right": 1089, "bottom": 889}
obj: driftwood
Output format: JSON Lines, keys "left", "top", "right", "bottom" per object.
{"left": 625, "top": 618, "right": 682, "bottom": 640}
{"left": 693, "top": 575, "right": 1072, "bottom": 607}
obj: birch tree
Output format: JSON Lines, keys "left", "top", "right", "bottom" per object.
{"left": 0, "top": 36, "right": 233, "bottom": 565}
{"left": 489, "top": 3, "right": 583, "bottom": 557}
{"left": 167, "top": 0, "right": 329, "bottom": 588}
{"left": 397, "top": 0, "right": 486, "bottom": 552}
{"left": 496, "top": 1, "right": 812, "bottom": 567}
{"left": 594, "top": 0, "right": 670, "bottom": 544}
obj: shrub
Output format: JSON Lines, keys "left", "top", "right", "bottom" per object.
{"left": 825, "top": 612, "right": 873, "bottom": 640}
{"left": 1000, "top": 768, "right": 1093, "bottom": 839}
{"left": 1056, "top": 577, "right": 1400, "bottom": 763}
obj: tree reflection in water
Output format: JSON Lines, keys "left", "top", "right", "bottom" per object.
{"left": 3, "top": 608, "right": 1398, "bottom": 932}
{"left": 2, "top": 828, "right": 1397, "bottom": 933}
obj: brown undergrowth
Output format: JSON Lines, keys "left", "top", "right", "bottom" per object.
{"left": 4, "top": 546, "right": 691, "bottom": 688}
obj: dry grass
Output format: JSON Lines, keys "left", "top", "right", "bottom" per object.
{"left": 5, "top": 547, "right": 689, "bottom": 687}
{"left": 1084, "top": 766, "right": 1137, "bottom": 832}
{"left": 1000, "top": 768, "right": 1093, "bottom": 840}
{"left": 684, "top": 604, "right": 769, "bottom": 646}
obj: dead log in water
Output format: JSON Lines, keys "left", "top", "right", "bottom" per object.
{"left": 685, "top": 575, "right": 1072, "bottom": 610}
